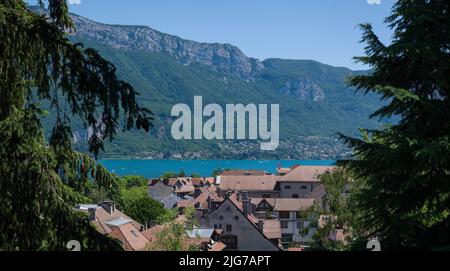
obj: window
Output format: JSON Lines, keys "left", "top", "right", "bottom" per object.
{"left": 226, "top": 225, "right": 232, "bottom": 232}
{"left": 279, "top": 211, "right": 290, "bottom": 219}
{"left": 284, "top": 185, "right": 291, "bottom": 190}
{"left": 258, "top": 201, "right": 271, "bottom": 210}
{"left": 281, "top": 221, "right": 289, "bottom": 229}
{"left": 292, "top": 194, "right": 299, "bottom": 199}
{"left": 301, "top": 185, "right": 308, "bottom": 190}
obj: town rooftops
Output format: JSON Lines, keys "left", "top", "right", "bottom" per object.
{"left": 186, "top": 228, "right": 215, "bottom": 239}
{"left": 110, "top": 222, "right": 149, "bottom": 251}
{"left": 159, "top": 194, "right": 183, "bottom": 209}
{"left": 277, "top": 167, "right": 292, "bottom": 175}
{"left": 220, "top": 169, "right": 268, "bottom": 176}
{"left": 273, "top": 198, "right": 315, "bottom": 211}
{"left": 148, "top": 179, "right": 162, "bottom": 186}
{"left": 177, "top": 186, "right": 222, "bottom": 209}
{"left": 191, "top": 177, "right": 214, "bottom": 186}
{"left": 224, "top": 193, "right": 282, "bottom": 249}
{"left": 166, "top": 178, "right": 179, "bottom": 186}
{"left": 208, "top": 241, "right": 227, "bottom": 251}
{"left": 105, "top": 217, "right": 133, "bottom": 227}
{"left": 262, "top": 220, "right": 282, "bottom": 239}
{"left": 219, "top": 175, "right": 279, "bottom": 191}
{"left": 77, "top": 202, "right": 142, "bottom": 234}
{"left": 174, "top": 185, "right": 195, "bottom": 194}
{"left": 278, "top": 166, "right": 336, "bottom": 183}
{"left": 78, "top": 204, "right": 100, "bottom": 210}
{"left": 142, "top": 225, "right": 163, "bottom": 243}
{"left": 252, "top": 198, "right": 316, "bottom": 211}
{"left": 251, "top": 198, "right": 276, "bottom": 208}
{"left": 77, "top": 202, "right": 148, "bottom": 251}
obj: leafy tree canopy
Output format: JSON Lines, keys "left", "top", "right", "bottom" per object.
{"left": 118, "top": 186, "right": 166, "bottom": 225}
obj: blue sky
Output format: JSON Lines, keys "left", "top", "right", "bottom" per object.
{"left": 30, "top": 0, "right": 395, "bottom": 70}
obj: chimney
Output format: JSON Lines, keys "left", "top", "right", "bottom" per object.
{"left": 242, "top": 191, "right": 250, "bottom": 215}
{"left": 101, "top": 201, "right": 116, "bottom": 214}
{"left": 140, "top": 224, "right": 147, "bottom": 231}
{"left": 217, "top": 187, "right": 221, "bottom": 198}
{"left": 225, "top": 189, "right": 232, "bottom": 198}
{"left": 88, "top": 208, "right": 97, "bottom": 221}
{"left": 207, "top": 196, "right": 212, "bottom": 211}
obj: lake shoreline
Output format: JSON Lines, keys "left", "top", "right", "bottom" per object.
{"left": 99, "top": 159, "right": 336, "bottom": 179}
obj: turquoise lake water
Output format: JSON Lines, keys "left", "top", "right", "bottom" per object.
{"left": 99, "top": 159, "right": 336, "bottom": 178}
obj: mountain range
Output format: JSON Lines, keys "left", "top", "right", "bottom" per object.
{"left": 36, "top": 7, "right": 384, "bottom": 160}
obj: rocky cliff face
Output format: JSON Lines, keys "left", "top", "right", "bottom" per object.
{"left": 30, "top": 6, "right": 328, "bottom": 102}
{"left": 71, "top": 14, "right": 264, "bottom": 78}
{"left": 277, "top": 79, "right": 325, "bottom": 102}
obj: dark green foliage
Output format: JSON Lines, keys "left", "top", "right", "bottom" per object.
{"left": 0, "top": 1, "right": 152, "bottom": 250}
{"left": 339, "top": 0, "right": 450, "bottom": 250}
{"left": 0, "top": 108, "right": 121, "bottom": 250}
{"left": 147, "top": 206, "right": 198, "bottom": 251}
{"left": 307, "top": 168, "right": 354, "bottom": 251}
{"left": 159, "top": 171, "right": 187, "bottom": 179}
{"left": 120, "top": 175, "right": 148, "bottom": 189}
{"left": 117, "top": 186, "right": 166, "bottom": 225}
{"left": 160, "top": 172, "right": 178, "bottom": 180}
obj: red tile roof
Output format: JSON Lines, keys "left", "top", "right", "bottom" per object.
{"left": 278, "top": 166, "right": 336, "bottom": 183}
{"left": 208, "top": 242, "right": 227, "bottom": 251}
{"left": 113, "top": 223, "right": 149, "bottom": 251}
{"left": 273, "top": 198, "right": 315, "bottom": 211}
{"left": 179, "top": 186, "right": 222, "bottom": 209}
{"left": 262, "top": 220, "right": 282, "bottom": 239}
{"left": 221, "top": 170, "right": 267, "bottom": 176}
{"left": 92, "top": 207, "right": 142, "bottom": 234}
{"left": 219, "top": 175, "right": 279, "bottom": 191}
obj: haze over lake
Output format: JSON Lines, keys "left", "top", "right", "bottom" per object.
{"left": 99, "top": 159, "right": 336, "bottom": 178}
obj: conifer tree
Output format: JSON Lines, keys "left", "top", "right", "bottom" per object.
{"left": 340, "top": 0, "right": 450, "bottom": 250}
{"left": 0, "top": 1, "right": 152, "bottom": 250}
